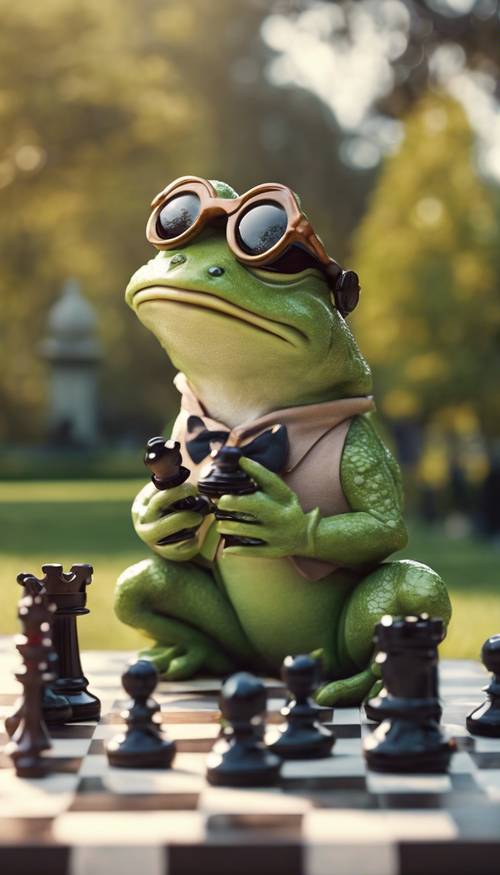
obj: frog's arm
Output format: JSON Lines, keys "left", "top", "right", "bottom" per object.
{"left": 307, "top": 414, "right": 408, "bottom": 566}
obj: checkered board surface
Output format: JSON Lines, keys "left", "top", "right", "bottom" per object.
{"left": 1, "top": 640, "right": 500, "bottom": 875}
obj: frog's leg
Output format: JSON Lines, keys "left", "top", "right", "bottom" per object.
{"left": 114, "top": 556, "right": 261, "bottom": 680}
{"left": 316, "top": 559, "right": 451, "bottom": 706}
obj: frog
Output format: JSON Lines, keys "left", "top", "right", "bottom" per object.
{"left": 114, "top": 177, "right": 451, "bottom": 706}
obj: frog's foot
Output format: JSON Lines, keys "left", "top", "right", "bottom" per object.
{"left": 315, "top": 667, "right": 376, "bottom": 707}
{"left": 139, "top": 642, "right": 236, "bottom": 680}
{"left": 139, "top": 645, "right": 182, "bottom": 674}
{"left": 322, "top": 559, "right": 451, "bottom": 707}
{"left": 366, "top": 678, "right": 384, "bottom": 701}
{"left": 115, "top": 556, "right": 260, "bottom": 681}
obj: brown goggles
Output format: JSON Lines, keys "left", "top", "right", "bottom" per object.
{"left": 146, "top": 176, "right": 360, "bottom": 316}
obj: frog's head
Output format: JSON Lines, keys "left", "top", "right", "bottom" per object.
{"left": 126, "top": 179, "right": 371, "bottom": 424}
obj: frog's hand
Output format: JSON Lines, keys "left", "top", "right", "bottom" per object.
{"left": 217, "top": 457, "right": 316, "bottom": 558}
{"left": 315, "top": 667, "right": 376, "bottom": 707}
{"left": 132, "top": 479, "right": 206, "bottom": 562}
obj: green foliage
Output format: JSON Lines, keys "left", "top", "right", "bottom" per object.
{"left": 0, "top": 0, "right": 364, "bottom": 443}
{"left": 352, "top": 92, "right": 500, "bottom": 437}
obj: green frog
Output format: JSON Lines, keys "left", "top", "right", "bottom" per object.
{"left": 114, "top": 177, "right": 451, "bottom": 705}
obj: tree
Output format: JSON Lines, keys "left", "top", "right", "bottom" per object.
{"left": 0, "top": 0, "right": 361, "bottom": 442}
{"left": 351, "top": 91, "right": 500, "bottom": 440}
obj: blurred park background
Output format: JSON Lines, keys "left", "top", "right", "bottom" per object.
{"left": 0, "top": 0, "right": 499, "bottom": 656}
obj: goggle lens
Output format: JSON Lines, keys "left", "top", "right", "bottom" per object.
{"left": 156, "top": 192, "right": 201, "bottom": 240}
{"left": 235, "top": 202, "right": 288, "bottom": 255}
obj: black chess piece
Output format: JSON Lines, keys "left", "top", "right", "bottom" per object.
{"left": 23, "top": 564, "right": 101, "bottom": 721}
{"left": 144, "top": 437, "right": 210, "bottom": 546}
{"left": 5, "top": 596, "right": 53, "bottom": 778}
{"left": 363, "top": 614, "right": 456, "bottom": 773}
{"left": 15, "top": 572, "right": 72, "bottom": 727}
{"left": 198, "top": 446, "right": 264, "bottom": 547}
{"left": 144, "top": 436, "right": 191, "bottom": 489}
{"left": 267, "top": 655, "right": 335, "bottom": 759}
{"left": 206, "top": 672, "right": 281, "bottom": 786}
{"left": 106, "top": 660, "right": 176, "bottom": 768}
{"left": 364, "top": 664, "right": 443, "bottom": 725}
{"left": 466, "top": 635, "right": 500, "bottom": 737}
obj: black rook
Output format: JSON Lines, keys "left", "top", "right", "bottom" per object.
{"left": 363, "top": 614, "right": 456, "bottom": 773}
{"left": 25, "top": 564, "right": 101, "bottom": 722}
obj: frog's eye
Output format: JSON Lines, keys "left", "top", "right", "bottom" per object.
{"left": 156, "top": 193, "right": 201, "bottom": 240}
{"left": 235, "top": 202, "right": 288, "bottom": 255}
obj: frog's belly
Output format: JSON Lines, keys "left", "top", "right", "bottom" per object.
{"left": 216, "top": 552, "right": 354, "bottom": 668}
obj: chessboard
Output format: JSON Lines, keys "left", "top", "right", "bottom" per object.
{"left": 1, "top": 638, "right": 499, "bottom": 875}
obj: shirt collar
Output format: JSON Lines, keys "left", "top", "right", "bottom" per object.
{"left": 174, "top": 372, "right": 375, "bottom": 472}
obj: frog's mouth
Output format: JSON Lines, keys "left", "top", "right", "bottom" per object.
{"left": 132, "top": 284, "right": 306, "bottom": 347}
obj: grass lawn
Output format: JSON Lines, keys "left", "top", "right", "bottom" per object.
{"left": 0, "top": 480, "right": 498, "bottom": 659}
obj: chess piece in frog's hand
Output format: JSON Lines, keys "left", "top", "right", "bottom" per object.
{"left": 198, "top": 446, "right": 264, "bottom": 547}
{"left": 132, "top": 437, "right": 210, "bottom": 559}
{"left": 115, "top": 175, "right": 451, "bottom": 700}
{"left": 144, "top": 437, "right": 211, "bottom": 544}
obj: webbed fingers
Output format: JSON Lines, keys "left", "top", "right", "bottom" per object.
{"left": 217, "top": 492, "right": 267, "bottom": 520}
{"left": 239, "top": 457, "right": 293, "bottom": 502}
{"left": 216, "top": 518, "right": 262, "bottom": 540}
{"left": 138, "top": 510, "right": 203, "bottom": 545}
{"left": 142, "top": 483, "right": 200, "bottom": 523}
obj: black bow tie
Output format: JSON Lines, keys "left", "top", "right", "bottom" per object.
{"left": 185, "top": 415, "right": 289, "bottom": 474}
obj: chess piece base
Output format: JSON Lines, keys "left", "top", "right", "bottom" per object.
{"left": 53, "top": 685, "right": 100, "bottom": 722}
{"left": 5, "top": 730, "right": 51, "bottom": 778}
{"left": 106, "top": 732, "right": 176, "bottom": 769}
{"left": 11, "top": 753, "right": 47, "bottom": 779}
{"left": 267, "top": 726, "right": 335, "bottom": 760}
{"left": 364, "top": 720, "right": 455, "bottom": 774}
{"left": 365, "top": 743, "right": 455, "bottom": 774}
{"left": 42, "top": 688, "right": 73, "bottom": 725}
{"left": 466, "top": 704, "right": 500, "bottom": 738}
{"left": 206, "top": 740, "right": 281, "bottom": 787}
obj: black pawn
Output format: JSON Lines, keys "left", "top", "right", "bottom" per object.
{"left": 363, "top": 614, "right": 456, "bottom": 774}
{"left": 106, "top": 660, "right": 176, "bottom": 768}
{"left": 267, "top": 655, "right": 335, "bottom": 759}
{"left": 466, "top": 635, "right": 500, "bottom": 737}
{"left": 206, "top": 672, "right": 281, "bottom": 787}
{"left": 198, "top": 447, "right": 264, "bottom": 547}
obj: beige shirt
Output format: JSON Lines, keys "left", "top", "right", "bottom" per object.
{"left": 172, "top": 372, "right": 375, "bottom": 581}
